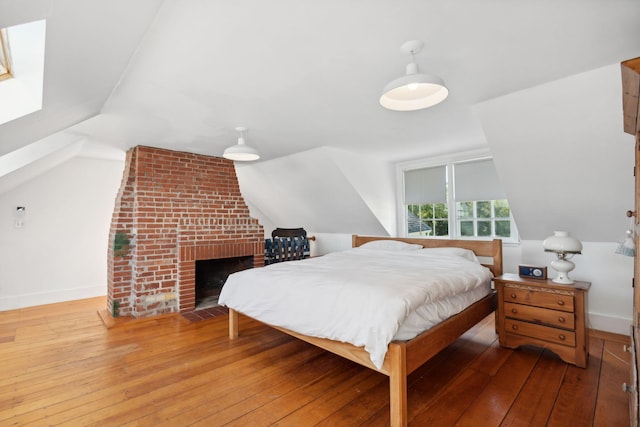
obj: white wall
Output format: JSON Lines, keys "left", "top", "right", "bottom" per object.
{"left": 236, "top": 147, "right": 391, "bottom": 235}
{"left": 0, "top": 156, "right": 123, "bottom": 310}
{"left": 328, "top": 147, "right": 397, "bottom": 235}
{"left": 0, "top": 141, "right": 632, "bottom": 337}
{"left": 307, "top": 232, "right": 354, "bottom": 257}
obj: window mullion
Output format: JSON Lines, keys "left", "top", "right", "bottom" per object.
{"left": 446, "top": 164, "right": 456, "bottom": 238}
{"left": 473, "top": 201, "right": 478, "bottom": 238}
{"left": 491, "top": 201, "right": 496, "bottom": 238}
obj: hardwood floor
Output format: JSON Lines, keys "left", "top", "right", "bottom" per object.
{"left": 0, "top": 297, "right": 630, "bottom": 426}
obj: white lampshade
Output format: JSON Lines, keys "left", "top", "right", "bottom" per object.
{"left": 380, "top": 40, "right": 448, "bottom": 111}
{"left": 223, "top": 127, "right": 260, "bottom": 162}
{"left": 542, "top": 231, "right": 582, "bottom": 254}
{"left": 543, "top": 231, "right": 582, "bottom": 284}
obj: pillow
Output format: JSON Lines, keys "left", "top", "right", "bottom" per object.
{"left": 420, "top": 247, "right": 479, "bottom": 263}
{"left": 359, "top": 240, "right": 423, "bottom": 251}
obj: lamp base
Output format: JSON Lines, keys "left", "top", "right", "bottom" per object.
{"left": 550, "top": 258, "right": 576, "bottom": 285}
{"left": 551, "top": 274, "right": 575, "bottom": 285}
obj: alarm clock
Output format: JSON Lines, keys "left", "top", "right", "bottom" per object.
{"left": 518, "top": 264, "right": 547, "bottom": 279}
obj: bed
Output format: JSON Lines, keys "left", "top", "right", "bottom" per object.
{"left": 221, "top": 235, "right": 503, "bottom": 427}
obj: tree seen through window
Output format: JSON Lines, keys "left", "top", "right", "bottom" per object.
{"left": 407, "top": 203, "right": 448, "bottom": 236}
{"left": 457, "top": 200, "right": 511, "bottom": 238}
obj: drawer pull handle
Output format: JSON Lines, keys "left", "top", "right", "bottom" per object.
{"left": 558, "top": 317, "right": 566, "bottom": 323}
{"left": 557, "top": 300, "right": 565, "bottom": 306}
{"left": 512, "top": 324, "right": 518, "bottom": 331}
{"left": 559, "top": 334, "right": 566, "bottom": 341}
{"left": 510, "top": 293, "right": 517, "bottom": 299}
{"left": 511, "top": 308, "right": 518, "bottom": 314}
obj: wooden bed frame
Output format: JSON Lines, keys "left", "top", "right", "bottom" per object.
{"left": 228, "top": 235, "right": 503, "bottom": 427}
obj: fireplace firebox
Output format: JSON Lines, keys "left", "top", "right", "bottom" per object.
{"left": 195, "top": 256, "right": 253, "bottom": 309}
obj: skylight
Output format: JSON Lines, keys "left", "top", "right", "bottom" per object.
{"left": 0, "top": 20, "right": 46, "bottom": 125}
{"left": 0, "top": 28, "right": 12, "bottom": 81}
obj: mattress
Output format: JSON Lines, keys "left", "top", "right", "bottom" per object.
{"left": 394, "top": 282, "right": 491, "bottom": 340}
{"left": 219, "top": 244, "right": 493, "bottom": 369}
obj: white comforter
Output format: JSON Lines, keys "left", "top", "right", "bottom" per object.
{"left": 218, "top": 247, "right": 493, "bottom": 369}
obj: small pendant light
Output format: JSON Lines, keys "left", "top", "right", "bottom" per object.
{"left": 380, "top": 40, "right": 448, "bottom": 111}
{"left": 223, "top": 126, "right": 260, "bottom": 161}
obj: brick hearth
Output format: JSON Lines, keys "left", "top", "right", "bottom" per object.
{"left": 107, "top": 146, "right": 264, "bottom": 318}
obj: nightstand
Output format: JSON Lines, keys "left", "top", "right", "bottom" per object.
{"left": 495, "top": 273, "right": 590, "bottom": 368}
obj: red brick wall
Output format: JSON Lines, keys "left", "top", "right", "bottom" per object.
{"left": 107, "top": 146, "right": 264, "bottom": 318}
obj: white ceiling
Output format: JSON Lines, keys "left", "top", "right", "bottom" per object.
{"left": 1, "top": 0, "right": 639, "bottom": 242}
{"left": 2, "top": 0, "right": 639, "bottom": 163}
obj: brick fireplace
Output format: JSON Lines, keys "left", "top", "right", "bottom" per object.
{"left": 107, "top": 146, "right": 264, "bottom": 318}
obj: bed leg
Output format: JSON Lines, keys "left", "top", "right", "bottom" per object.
{"left": 388, "top": 343, "right": 407, "bottom": 427}
{"left": 229, "top": 308, "right": 239, "bottom": 339}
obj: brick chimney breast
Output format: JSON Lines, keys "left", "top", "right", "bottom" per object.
{"left": 107, "top": 146, "right": 264, "bottom": 318}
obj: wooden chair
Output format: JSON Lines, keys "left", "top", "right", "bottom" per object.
{"left": 265, "top": 228, "right": 309, "bottom": 264}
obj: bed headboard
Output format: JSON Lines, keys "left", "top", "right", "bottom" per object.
{"left": 352, "top": 235, "right": 503, "bottom": 277}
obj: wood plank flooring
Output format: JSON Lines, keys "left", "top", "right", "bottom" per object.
{"left": 0, "top": 297, "right": 630, "bottom": 426}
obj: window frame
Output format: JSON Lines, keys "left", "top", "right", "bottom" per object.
{"left": 0, "top": 28, "right": 12, "bottom": 81}
{"left": 456, "top": 200, "right": 515, "bottom": 239}
{"left": 396, "top": 149, "right": 519, "bottom": 243}
{"left": 0, "top": 19, "right": 46, "bottom": 125}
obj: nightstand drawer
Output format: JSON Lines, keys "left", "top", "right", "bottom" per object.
{"left": 505, "top": 319, "right": 576, "bottom": 347}
{"left": 503, "top": 286, "right": 574, "bottom": 312}
{"left": 504, "top": 302, "right": 575, "bottom": 329}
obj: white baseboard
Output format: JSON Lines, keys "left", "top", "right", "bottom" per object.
{"left": 0, "top": 285, "right": 105, "bottom": 311}
{"left": 588, "top": 312, "right": 632, "bottom": 336}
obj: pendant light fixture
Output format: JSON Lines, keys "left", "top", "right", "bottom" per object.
{"left": 223, "top": 126, "right": 260, "bottom": 161}
{"left": 380, "top": 40, "right": 448, "bottom": 111}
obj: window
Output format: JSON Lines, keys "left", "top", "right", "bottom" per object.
{"left": 407, "top": 203, "right": 448, "bottom": 236}
{"left": 457, "top": 200, "right": 512, "bottom": 238}
{"left": 0, "top": 20, "right": 46, "bottom": 125}
{"left": 0, "top": 28, "right": 11, "bottom": 81}
{"left": 401, "top": 157, "right": 518, "bottom": 242}
{"left": 404, "top": 165, "right": 448, "bottom": 236}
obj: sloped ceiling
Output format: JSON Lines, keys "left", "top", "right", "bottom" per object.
{"left": 0, "top": 1, "right": 639, "bottom": 241}
{"left": 2, "top": 0, "right": 634, "bottom": 162}
{"left": 0, "top": 0, "right": 163, "bottom": 156}
{"left": 95, "top": 0, "right": 640, "bottom": 162}
{"left": 235, "top": 147, "right": 395, "bottom": 235}
{"left": 476, "top": 64, "right": 635, "bottom": 241}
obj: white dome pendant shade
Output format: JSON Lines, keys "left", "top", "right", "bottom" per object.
{"left": 380, "top": 40, "right": 448, "bottom": 111}
{"left": 223, "top": 126, "right": 260, "bottom": 161}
